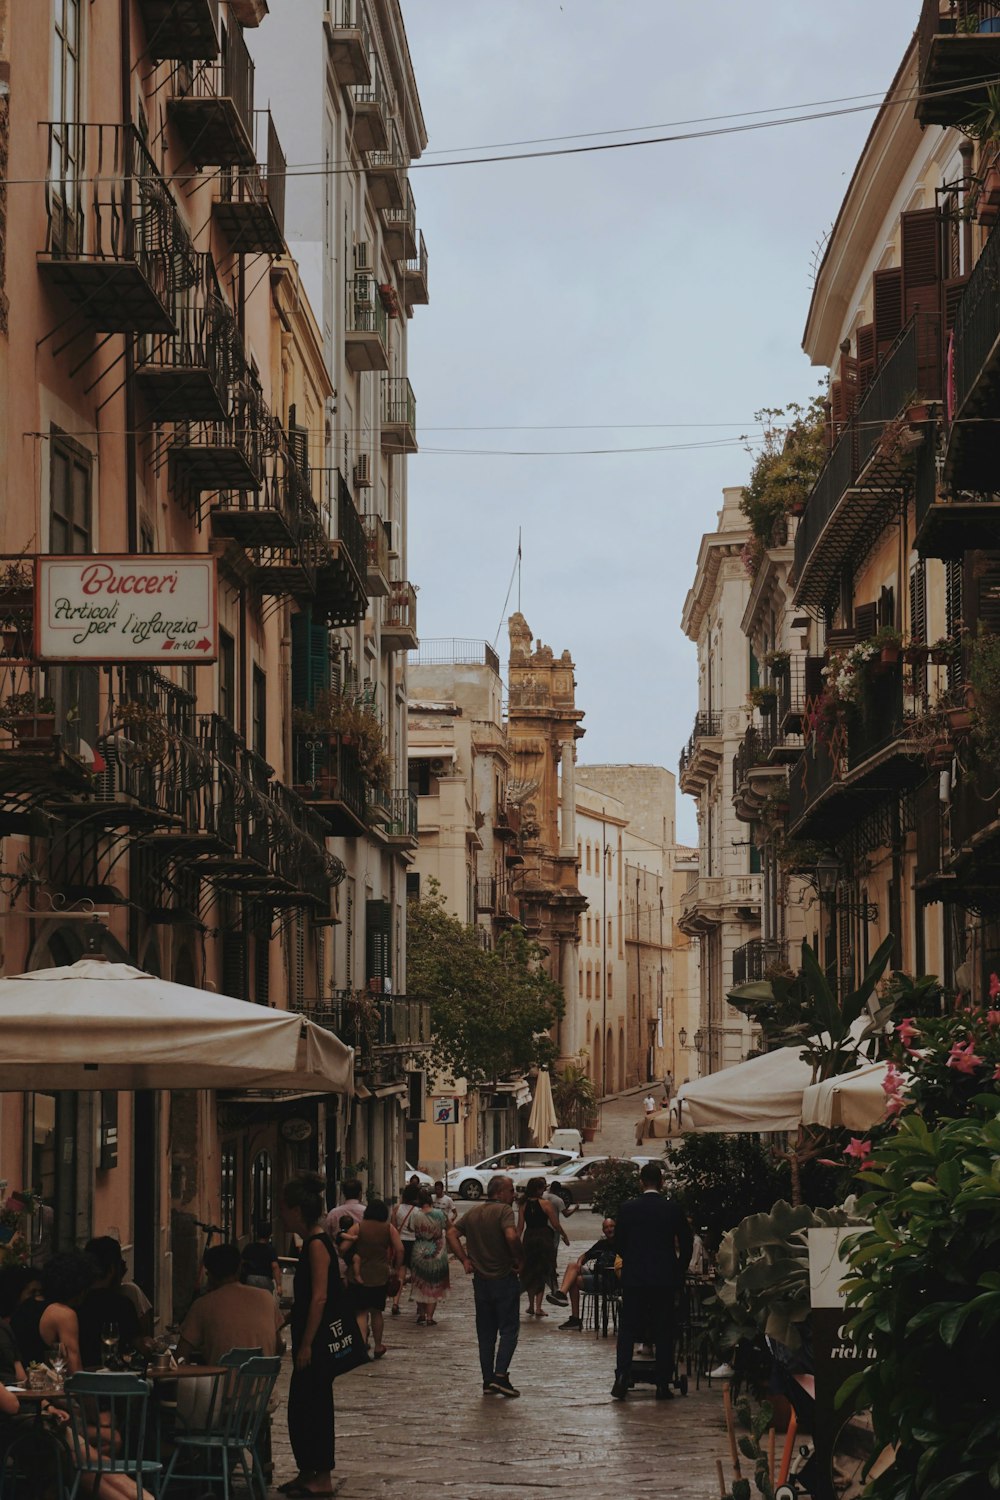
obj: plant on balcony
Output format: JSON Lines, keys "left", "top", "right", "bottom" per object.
{"left": 762, "top": 649, "right": 790, "bottom": 674}
{"left": 739, "top": 399, "right": 826, "bottom": 553}
{"left": 1, "top": 692, "right": 56, "bottom": 745}
{"left": 821, "top": 638, "right": 877, "bottom": 706}
{"left": 110, "top": 700, "right": 170, "bottom": 767}
{"left": 968, "top": 627, "right": 1000, "bottom": 766}
{"left": 958, "top": 83, "right": 1000, "bottom": 223}
{"left": 929, "top": 635, "right": 960, "bottom": 665}
{"left": 746, "top": 685, "right": 777, "bottom": 711}
{"left": 293, "top": 689, "right": 391, "bottom": 789}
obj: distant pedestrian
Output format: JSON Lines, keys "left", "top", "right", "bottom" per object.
{"left": 347, "top": 1201, "right": 403, "bottom": 1359}
{"left": 611, "top": 1162, "right": 692, "bottom": 1402}
{"left": 432, "top": 1181, "right": 458, "bottom": 1224}
{"left": 326, "top": 1178, "right": 365, "bottom": 1235}
{"left": 518, "top": 1178, "right": 568, "bottom": 1318}
{"left": 644, "top": 1094, "right": 657, "bottom": 1115}
{"left": 446, "top": 1175, "right": 523, "bottom": 1398}
{"left": 241, "top": 1220, "right": 282, "bottom": 1292}
{"left": 390, "top": 1184, "right": 420, "bottom": 1316}
{"left": 409, "top": 1188, "right": 450, "bottom": 1325}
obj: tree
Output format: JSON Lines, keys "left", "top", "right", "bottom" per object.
{"left": 407, "top": 885, "right": 564, "bottom": 1086}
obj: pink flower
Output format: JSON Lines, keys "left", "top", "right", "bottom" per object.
{"left": 946, "top": 1039, "right": 984, "bottom": 1075}
{"left": 845, "top": 1137, "right": 873, "bottom": 1161}
{"left": 987, "top": 1011, "right": 1000, "bottom": 1028}
{"left": 991, "top": 973, "right": 1000, "bottom": 1002}
{"left": 896, "top": 1017, "right": 920, "bottom": 1052}
{"left": 882, "top": 1063, "right": 906, "bottom": 1118}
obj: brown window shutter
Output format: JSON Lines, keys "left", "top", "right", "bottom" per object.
{"left": 873, "top": 267, "right": 903, "bottom": 358}
{"left": 901, "top": 208, "right": 943, "bottom": 320}
{"left": 856, "top": 323, "right": 876, "bottom": 395}
{"left": 909, "top": 561, "right": 928, "bottom": 643}
{"left": 854, "top": 601, "right": 878, "bottom": 637}
{"left": 829, "top": 380, "right": 847, "bottom": 437}
{"left": 878, "top": 584, "right": 896, "bottom": 630}
{"left": 840, "top": 354, "right": 859, "bottom": 415}
{"left": 974, "top": 552, "right": 1000, "bottom": 634}
{"left": 942, "top": 276, "right": 968, "bottom": 333}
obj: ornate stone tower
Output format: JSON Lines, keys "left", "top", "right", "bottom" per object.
{"left": 506, "top": 613, "right": 586, "bottom": 1064}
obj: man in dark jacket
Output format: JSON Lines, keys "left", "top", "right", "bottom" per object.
{"left": 611, "top": 1161, "right": 692, "bottom": 1401}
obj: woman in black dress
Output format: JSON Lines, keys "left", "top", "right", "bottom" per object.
{"left": 279, "top": 1172, "right": 337, "bottom": 1497}
{"left": 517, "top": 1177, "right": 568, "bottom": 1318}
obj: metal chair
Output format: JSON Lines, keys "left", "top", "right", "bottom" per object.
{"left": 219, "top": 1346, "right": 263, "bottom": 1367}
{"left": 160, "top": 1354, "right": 279, "bottom": 1500}
{"left": 62, "top": 1372, "right": 162, "bottom": 1500}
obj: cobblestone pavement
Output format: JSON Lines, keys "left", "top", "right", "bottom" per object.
{"left": 267, "top": 1093, "right": 726, "bottom": 1499}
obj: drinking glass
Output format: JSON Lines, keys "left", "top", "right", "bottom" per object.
{"left": 48, "top": 1342, "right": 67, "bottom": 1384}
{"left": 100, "top": 1321, "right": 120, "bottom": 1369}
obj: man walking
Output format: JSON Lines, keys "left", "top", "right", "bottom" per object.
{"left": 447, "top": 1175, "right": 523, "bottom": 1398}
{"left": 611, "top": 1161, "right": 692, "bottom": 1401}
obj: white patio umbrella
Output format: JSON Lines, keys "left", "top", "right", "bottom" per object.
{"left": 801, "top": 1061, "right": 893, "bottom": 1131}
{"left": 527, "top": 1067, "right": 558, "bottom": 1146}
{"left": 674, "top": 1045, "right": 816, "bottom": 1134}
{"left": 0, "top": 958, "right": 353, "bottom": 1093}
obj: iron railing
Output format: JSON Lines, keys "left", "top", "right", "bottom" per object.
{"left": 381, "top": 375, "right": 416, "bottom": 433}
{"left": 292, "top": 732, "right": 367, "bottom": 822}
{"left": 347, "top": 273, "right": 388, "bottom": 342}
{"left": 917, "top": 1, "right": 1000, "bottom": 84}
{"left": 406, "top": 228, "right": 428, "bottom": 285}
{"left": 381, "top": 787, "right": 417, "bottom": 838}
{"left": 952, "top": 218, "right": 1000, "bottom": 421}
{"left": 215, "top": 109, "right": 287, "bottom": 244}
{"left": 409, "top": 640, "right": 500, "bottom": 672}
{"left": 384, "top": 581, "right": 417, "bottom": 638}
{"left": 170, "top": 16, "right": 254, "bottom": 148}
{"left": 362, "top": 514, "right": 390, "bottom": 578}
{"left": 732, "top": 938, "right": 789, "bottom": 985}
{"left": 135, "top": 256, "right": 236, "bottom": 419}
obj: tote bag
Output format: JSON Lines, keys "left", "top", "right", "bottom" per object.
{"left": 320, "top": 1250, "right": 369, "bottom": 1379}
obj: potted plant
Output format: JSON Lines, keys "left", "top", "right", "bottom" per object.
{"left": 762, "top": 649, "right": 791, "bottom": 675}
{"left": 959, "top": 83, "right": 1000, "bottom": 220}
{"left": 929, "top": 635, "right": 957, "bottom": 666}
{"left": 872, "top": 625, "right": 903, "bottom": 666}
{"left": 902, "top": 639, "right": 930, "bottom": 665}
{"left": 551, "top": 1063, "right": 598, "bottom": 1135}
{"left": 747, "top": 685, "right": 778, "bottom": 711}
{"left": 2, "top": 692, "right": 56, "bottom": 746}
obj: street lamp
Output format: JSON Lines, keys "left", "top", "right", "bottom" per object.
{"left": 678, "top": 1027, "right": 687, "bottom": 1049}
{"left": 815, "top": 853, "right": 840, "bottom": 898}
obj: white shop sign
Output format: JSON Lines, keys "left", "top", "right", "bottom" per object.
{"left": 37, "top": 555, "right": 219, "bottom": 663}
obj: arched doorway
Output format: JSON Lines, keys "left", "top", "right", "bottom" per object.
{"left": 592, "top": 1028, "right": 601, "bottom": 1093}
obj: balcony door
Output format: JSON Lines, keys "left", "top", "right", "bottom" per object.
{"left": 50, "top": 0, "right": 83, "bottom": 253}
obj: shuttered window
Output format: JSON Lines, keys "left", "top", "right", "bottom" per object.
{"left": 946, "top": 559, "right": 965, "bottom": 690}
{"left": 290, "top": 609, "right": 331, "bottom": 707}
{"left": 854, "top": 601, "right": 878, "bottom": 638}
{"left": 910, "top": 561, "right": 928, "bottom": 643}
{"left": 873, "top": 267, "right": 903, "bottom": 357}
{"left": 901, "top": 207, "right": 942, "bottom": 321}
{"left": 856, "top": 324, "right": 876, "bottom": 396}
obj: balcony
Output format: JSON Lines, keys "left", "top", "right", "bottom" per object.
{"left": 367, "top": 786, "right": 418, "bottom": 846}
{"left": 40, "top": 123, "right": 192, "bottom": 334}
{"left": 380, "top": 376, "right": 417, "bottom": 454}
{"left": 324, "top": 0, "right": 371, "bottom": 86}
{"left": 402, "top": 229, "right": 429, "bottom": 311}
{"left": 166, "top": 18, "right": 256, "bottom": 167}
{"left": 794, "top": 313, "right": 942, "bottom": 609}
{"left": 366, "top": 121, "right": 405, "bottom": 211}
{"left": 351, "top": 56, "right": 389, "bottom": 153}
{"left": 777, "top": 653, "right": 824, "bottom": 735}
{"left": 383, "top": 581, "right": 418, "bottom": 651}
{"left": 166, "top": 20, "right": 256, "bottom": 168}
{"left": 345, "top": 274, "right": 389, "bottom": 373}
{"left": 136, "top": 0, "right": 220, "bottom": 61}
{"left": 209, "top": 415, "right": 300, "bottom": 547}
{"left": 308, "top": 470, "right": 368, "bottom": 626}
{"left": 916, "top": 1, "right": 1000, "bottom": 126}
{"left": 677, "top": 711, "right": 723, "bottom": 796}
{"left": 213, "top": 110, "right": 286, "bottom": 255}
{"left": 732, "top": 938, "right": 789, "bottom": 985}
{"left": 732, "top": 726, "right": 790, "bottom": 822}
{"left": 262, "top": 781, "right": 345, "bottom": 909}
{"left": 301, "top": 991, "right": 430, "bottom": 1072}
{"left": 383, "top": 182, "right": 417, "bottom": 262}
{"left": 363, "top": 514, "right": 391, "bottom": 597}
{"left": 678, "top": 874, "right": 762, "bottom": 937}
{"left": 171, "top": 368, "right": 269, "bottom": 495}
{"left": 244, "top": 438, "right": 317, "bottom": 600}
{"left": 915, "top": 762, "right": 1000, "bottom": 900}
{"left": 292, "top": 732, "right": 367, "bottom": 836}
{"left": 942, "top": 219, "right": 1000, "bottom": 493}
{"left": 135, "top": 260, "right": 234, "bottom": 422}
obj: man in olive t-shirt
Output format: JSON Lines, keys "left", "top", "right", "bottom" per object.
{"left": 447, "top": 1175, "right": 523, "bottom": 1397}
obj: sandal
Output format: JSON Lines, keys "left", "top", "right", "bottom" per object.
{"left": 416, "top": 1313, "right": 426, "bottom": 1325}
{"left": 373, "top": 1345, "right": 388, "bottom": 1359}
{"left": 391, "top": 1304, "right": 401, "bottom": 1316}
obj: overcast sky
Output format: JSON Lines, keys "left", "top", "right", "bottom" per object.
{"left": 400, "top": 1, "right": 920, "bottom": 842}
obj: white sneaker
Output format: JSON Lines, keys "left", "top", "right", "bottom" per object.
{"left": 709, "top": 1361, "right": 734, "bottom": 1379}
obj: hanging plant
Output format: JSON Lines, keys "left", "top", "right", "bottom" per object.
{"left": 111, "top": 701, "right": 170, "bottom": 767}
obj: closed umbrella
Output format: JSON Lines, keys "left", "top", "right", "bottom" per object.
{"left": 528, "top": 1067, "right": 558, "bottom": 1146}
{"left": 0, "top": 958, "right": 353, "bottom": 1093}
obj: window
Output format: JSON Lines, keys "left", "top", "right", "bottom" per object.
{"left": 585, "top": 967, "right": 592, "bottom": 999}
{"left": 406, "top": 872, "right": 420, "bottom": 902}
{"left": 607, "top": 968, "right": 613, "bottom": 1000}
{"left": 586, "top": 843, "right": 591, "bottom": 873}
{"left": 409, "top": 759, "right": 431, "bottom": 796}
{"left": 50, "top": 429, "right": 91, "bottom": 554}
{"left": 218, "top": 629, "right": 235, "bottom": 724}
{"left": 607, "top": 917, "right": 612, "bottom": 946}
{"left": 251, "top": 665, "right": 266, "bottom": 759}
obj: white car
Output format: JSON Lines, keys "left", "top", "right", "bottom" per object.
{"left": 446, "top": 1147, "right": 579, "bottom": 1200}
{"left": 404, "top": 1162, "right": 435, "bottom": 1189}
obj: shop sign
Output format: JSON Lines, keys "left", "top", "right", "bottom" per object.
{"left": 36, "top": 555, "right": 218, "bottom": 662}
{"left": 280, "top": 1117, "right": 314, "bottom": 1142}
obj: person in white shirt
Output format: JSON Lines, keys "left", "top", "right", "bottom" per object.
{"left": 432, "top": 1182, "right": 457, "bottom": 1224}
{"left": 324, "top": 1177, "right": 365, "bottom": 1238}
{"left": 644, "top": 1094, "right": 657, "bottom": 1115}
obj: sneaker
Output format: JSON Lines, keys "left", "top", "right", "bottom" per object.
{"left": 546, "top": 1291, "right": 569, "bottom": 1306}
{"left": 489, "top": 1373, "right": 520, "bottom": 1398}
{"left": 611, "top": 1376, "right": 629, "bottom": 1401}
{"left": 559, "top": 1316, "right": 583, "bottom": 1330}
{"left": 710, "top": 1362, "right": 735, "bottom": 1379}
{"left": 482, "top": 1382, "right": 495, "bottom": 1394}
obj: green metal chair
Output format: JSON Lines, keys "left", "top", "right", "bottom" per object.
{"left": 62, "top": 1371, "right": 161, "bottom": 1500}
{"left": 160, "top": 1354, "right": 279, "bottom": 1499}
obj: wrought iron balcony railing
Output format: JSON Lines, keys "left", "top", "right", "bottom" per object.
{"left": 167, "top": 15, "right": 256, "bottom": 167}
{"left": 402, "top": 228, "right": 429, "bottom": 308}
{"left": 135, "top": 256, "right": 236, "bottom": 423}
{"left": 352, "top": 51, "right": 390, "bottom": 152}
{"left": 380, "top": 376, "right": 417, "bottom": 453}
{"left": 383, "top": 581, "right": 418, "bottom": 649}
{"left": 345, "top": 273, "right": 389, "bottom": 372}
{"left": 325, "top": 0, "right": 372, "bottom": 87}
{"left": 916, "top": 1, "right": 1000, "bottom": 126}
{"left": 732, "top": 938, "right": 789, "bottom": 986}
{"left": 169, "top": 362, "right": 271, "bottom": 497}
{"left": 137, "top": 0, "right": 220, "bottom": 62}
{"left": 292, "top": 731, "right": 368, "bottom": 833}
{"left": 41, "top": 122, "right": 196, "bottom": 334}
{"left": 383, "top": 180, "right": 418, "bottom": 262}
{"left": 300, "top": 991, "right": 431, "bottom": 1068}
{"left": 214, "top": 109, "right": 287, "bottom": 254}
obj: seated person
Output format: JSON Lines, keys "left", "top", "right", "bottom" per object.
{"left": 77, "top": 1238, "right": 141, "bottom": 1368}
{"left": 545, "top": 1217, "right": 618, "bottom": 1329}
{"left": 176, "top": 1243, "right": 284, "bottom": 1366}
{"left": 240, "top": 1221, "right": 281, "bottom": 1292}
{"left": 0, "top": 1266, "right": 42, "bottom": 1385}
{"left": 11, "top": 1251, "right": 98, "bottom": 1373}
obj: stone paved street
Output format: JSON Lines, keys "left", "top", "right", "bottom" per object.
{"left": 268, "top": 1091, "right": 728, "bottom": 1498}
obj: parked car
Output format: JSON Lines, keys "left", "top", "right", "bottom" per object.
{"left": 445, "top": 1147, "right": 579, "bottom": 1200}
{"left": 404, "top": 1162, "right": 435, "bottom": 1189}
{"left": 545, "top": 1155, "right": 609, "bottom": 1206}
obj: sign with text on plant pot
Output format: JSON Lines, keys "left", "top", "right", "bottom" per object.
{"left": 35, "top": 555, "right": 219, "bottom": 662}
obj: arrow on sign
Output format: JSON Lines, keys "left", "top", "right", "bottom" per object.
{"left": 196, "top": 638, "right": 211, "bottom": 652}
{"left": 162, "top": 639, "right": 174, "bottom": 651}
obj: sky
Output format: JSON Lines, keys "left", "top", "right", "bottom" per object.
{"left": 397, "top": 1, "right": 921, "bottom": 843}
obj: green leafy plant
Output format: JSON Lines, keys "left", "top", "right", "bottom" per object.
{"left": 588, "top": 1157, "right": 640, "bottom": 1220}
{"left": 739, "top": 400, "right": 827, "bottom": 548}
{"left": 840, "top": 1111, "right": 1000, "bottom": 1500}
{"left": 551, "top": 1063, "right": 597, "bottom": 1132}
{"left": 968, "top": 628, "right": 1000, "bottom": 767}
{"left": 762, "top": 649, "right": 790, "bottom": 672}
{"left": 3, "top": 692, "right": 55, "bottom": 719}
{"left": 747, "top": 685, "right": 778, "bottom": 710}
{"left": 671, "top": 1134, "right": 788, "bottom": 1245}
{"left": 720, "top": 1398, "right": 778, "bottom": 1500}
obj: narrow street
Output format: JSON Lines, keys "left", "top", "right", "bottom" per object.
{"left": 270, "top": 1093, "right": 727, "bottom": 1498}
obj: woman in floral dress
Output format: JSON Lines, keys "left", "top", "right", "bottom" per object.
{"left": 408, "top": 1188, "right": 450, "bottom": 1326}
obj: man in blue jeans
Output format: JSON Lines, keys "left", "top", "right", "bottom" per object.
{"left": 447, "top": 1175, "right": 524, "bottom": 1397}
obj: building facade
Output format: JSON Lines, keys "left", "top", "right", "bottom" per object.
{"left": 679, "top": 488, "right": 763, "bottom": 1073}
{"left": 0, "top": 0, "right": 429, "bottom": 1319}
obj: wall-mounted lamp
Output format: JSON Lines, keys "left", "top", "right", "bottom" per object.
{"left": 678, "top": 1027, "right": 687, "bottom": 1049}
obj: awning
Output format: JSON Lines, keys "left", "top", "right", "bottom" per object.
{"left": 674, "top": 1046, "right": 816, "bottom": 1134}
{"left": 407, "top": 744, "right": 456, "bottom": 760}
{"left": 801, "top": 1061, "right": 893, "bottom": 1131}
{"left": 0, "top": 959, "right": 353, "bottom": 1094}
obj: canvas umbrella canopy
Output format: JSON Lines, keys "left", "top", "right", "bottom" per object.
{"left": 527, "top": 1067, "right": 558, "bottom": 1146}
{"left": 673, "top": 1044, "right": 818, "bottom": 1134}
{"left": 801, "top": 1061, "right": 894, "bottom": 1131}
{"left": 0, "top": 959, "right": 353, "bottom": 1093}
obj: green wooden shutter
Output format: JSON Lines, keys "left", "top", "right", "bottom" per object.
{"left": 290, "top": 608, "right": 331, "bottom": 707}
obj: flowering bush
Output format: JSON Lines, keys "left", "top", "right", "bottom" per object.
{"left": 821, "top": 640, "right": 878, "bottom": 706}
{"left": 0, "top": 1189, "right": 36, "bottom": 1268}
{"left": 882, "top": 974, "right": 1000, "bottom": 1124}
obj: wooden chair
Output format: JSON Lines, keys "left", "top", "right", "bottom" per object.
{"left": 62, "top": 1372, "right": 161, "bottom": 1500}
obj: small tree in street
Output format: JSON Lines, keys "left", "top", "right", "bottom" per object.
{"left": 407, "top": 884, "right": 564, "bottom": 1086}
